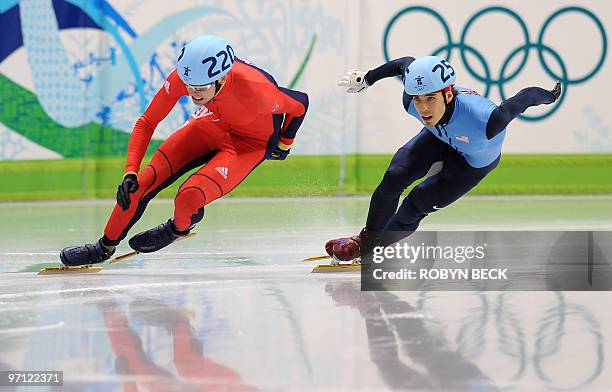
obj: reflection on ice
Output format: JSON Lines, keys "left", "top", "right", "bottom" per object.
{"left": 0, "top": 197, "right": 611, "bottom": 390}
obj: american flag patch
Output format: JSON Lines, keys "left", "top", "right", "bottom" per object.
{"left": 455, "top": 135, "right": 469, "bottom": 143}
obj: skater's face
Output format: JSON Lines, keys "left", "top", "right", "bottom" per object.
{"left": 186, "top": 76, "right": 227, "bottom": 106}
{"left": 413, "top": 90, "right": 453, "bottom": 126}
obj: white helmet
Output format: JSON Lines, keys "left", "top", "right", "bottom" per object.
{"left": 177, "top": 35, "right": 235, "bottom": 86}
{"left": 404, "top": 55, "right": 456, "bottom": 95}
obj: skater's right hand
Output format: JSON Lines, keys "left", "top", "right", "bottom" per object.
{"left": 117, "top": 173, "right": 139, "bottom": 210}
{"left": 338, "top": 69, "right": 369, "bottom": 93}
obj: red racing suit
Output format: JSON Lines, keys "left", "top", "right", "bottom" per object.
{"left": 103, "top": 59, "right": 308, "bottom": 245}
{"left": 102, "top": 302, "right": 253, "bottom": 391}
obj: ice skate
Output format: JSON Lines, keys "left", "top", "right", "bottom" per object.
{"left": 302, "top": 228, "right": 371, "bottom": 273}
{"left": 325, "top": 227, "right": 371, "bottom": 262}
{"left": 59, "top": 238, "right": 115, "bottom": 267}
{"left": 128, "top": 219, "right": 191, "bottom": 253}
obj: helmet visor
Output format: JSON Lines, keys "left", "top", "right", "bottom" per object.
{"left": 186, "top": 83, "right": 215, "bottom": 92}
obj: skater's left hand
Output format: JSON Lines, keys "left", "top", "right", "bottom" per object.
{"left": 338, "top": 68, "right": 369, "bottom": 93}
{"left": 117, "top": 173, "right": 139, "bottom": 210}
{"left": 268, "top": 142, "right": 291, "bottom": 160}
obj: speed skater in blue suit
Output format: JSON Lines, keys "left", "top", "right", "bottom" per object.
{"left": 326, "top": 55, "right": 561, "bottom": 261}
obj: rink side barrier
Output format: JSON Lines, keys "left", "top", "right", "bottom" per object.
{"left": 0, "top": 154, "right": 611, "bottom": 201}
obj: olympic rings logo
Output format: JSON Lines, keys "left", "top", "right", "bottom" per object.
{"left": 383, "top": 6, "right": 607, "bottom": 121}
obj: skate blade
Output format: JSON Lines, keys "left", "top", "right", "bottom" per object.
{"left": 38, "top": 265, "right": 103, "bottom": 275}
{"left": 303, "top": 254, "right": 331, "bottom": 262}
{"left": 110, "top": 232, "right": 198, "bottom": 263}
{"left": 311, "top": 263, "right": 361, "bottom": 273}
{"left": 110, "top": 250, "right": 138, "bottom": 263}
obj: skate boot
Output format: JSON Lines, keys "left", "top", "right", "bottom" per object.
{"left": 60, "top": 238, "right": 115, "bottom": 266}
{"left": 128, "top": 219, "right": 190, "bottom": 253}
{"left": 325, "top": 227, "right": 372, "bottom": 262}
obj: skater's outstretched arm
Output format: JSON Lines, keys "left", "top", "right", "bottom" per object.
{"left": 338, "top": 56, "right": 415, "bottom": 94}
{"left": 365, "top": 56, "right": 416, "bottom": 85}
{"left": 486, "top": 81, "right": 561, "bottom": 139}
{"left": 368, "top": 57, "right": 420, "bottom": 113}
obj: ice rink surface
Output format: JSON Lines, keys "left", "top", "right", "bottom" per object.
{"left": 1, "top": 196, "right": 612, "bottom": 391}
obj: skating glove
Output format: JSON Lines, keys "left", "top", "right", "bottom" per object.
{"left": 338, "top": 69, "right": 369, "bottom": 93}
{"left": 117, "top": 173, "right": 139, "bottom": 210}
{"left": 268, "top": 141, "right": 292, "bottom": 160}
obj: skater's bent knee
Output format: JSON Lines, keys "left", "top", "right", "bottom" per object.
{"left": 405, "top": 190, "right": 435, "bottom": 215}
{"left": 379, "top": 165, "right": 413, "bottom": 193}
{"left": 175, "top": 187, "right": 206, "bottom": 211}
{"left": 174, "top": 187, "right": 206, "bottom": 231}
{"left": 138, "top": 165, "right": 157, "bottom": 192}
{"left": 385, "top": 164, "right": 409, "bottom": 180}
